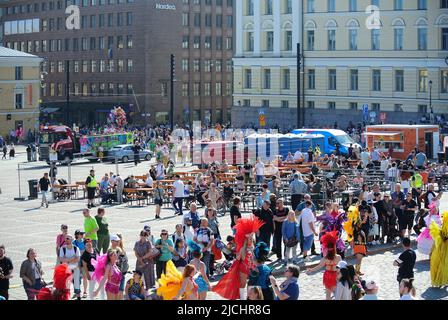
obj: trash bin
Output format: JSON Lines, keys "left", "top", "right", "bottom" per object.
{"left": 26, "top": 147, "right": 31, "bottom": 162}
{"left": 28, "top": 179, "right": 38, "bottom": 199}
{"left": 438, "top": 152, "right": 446, "bottom": 164}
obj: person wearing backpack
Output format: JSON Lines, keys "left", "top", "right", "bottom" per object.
{"left": 111, "top": 234, "right": 129, "bottom": 300}
{"left": 59, "top": 234, "right": 81, "bottom": 300}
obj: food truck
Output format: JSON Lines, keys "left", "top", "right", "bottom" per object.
{"left": 365, "top": 124, "right": 440, "bottom": 160}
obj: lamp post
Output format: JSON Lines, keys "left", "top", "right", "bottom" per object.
{"left": 429, "top": 80, "right": 433, "bottom": 123}
{"left": 296, "top": 43, "right": 302, "bottom": 128}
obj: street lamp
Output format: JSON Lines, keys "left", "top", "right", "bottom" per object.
{"left": 429, "top": 80, "right": 433, "bottom": 123}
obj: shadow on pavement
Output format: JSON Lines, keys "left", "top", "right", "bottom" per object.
{"left": 23, "top": 207, "right": 43, "bottom": 212}
{"left": 421, "top": 286, "right": 448, "bottom": 300}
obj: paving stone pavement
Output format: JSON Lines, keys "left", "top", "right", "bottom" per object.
{"left": 1, "top": 147, "right": 447, "bottom": 300}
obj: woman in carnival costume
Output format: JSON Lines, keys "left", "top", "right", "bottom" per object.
{"left": 213, "top": 215, "right": 264, "bottom": 300}
{"left": 306, "top": 230, "right": 342, "bottom": 300}
{"left": 417, "top": 201, "right": 441, "bottom": 256}
{"left": 343, "top": 206, "right": 366, "bottom": 275}
{"left": 157, "top": 241, "right": 210, "bottom": 300}
{"left": 429, "top": 211, "right": 448, "bottom": 287}
{"left": 248, "top": 241, "right": 274, "bottom": 300}
{"left": 91, "top": 249, "right": 122, "bottom": 300}
{"left": 37, "top": 264, "right": 72, "bottom": 300}
{"left": 317, "top": 203, "right": 347, "bottom": 258}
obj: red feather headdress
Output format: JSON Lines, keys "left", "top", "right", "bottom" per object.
{"left": 320, "top": 230, "right": 339, "bottom": 251}
{"left": 234, "top": 215, "right": 264, "bottom": 252}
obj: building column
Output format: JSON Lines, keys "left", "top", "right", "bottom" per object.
{"left": 235, "top": 0, "right": 244, "bottom": 57}
{"left": 254, "top": 0, "right": 261, "bottom": 55}
{"left": 273, "top": 0, "right": 281, "bottom": 55}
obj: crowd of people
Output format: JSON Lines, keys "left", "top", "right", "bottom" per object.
{"left": 1, "top": 124, "right": 448, "bottom": 301}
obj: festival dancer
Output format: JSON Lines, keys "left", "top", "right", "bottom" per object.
{"left": 92, "top": 249, "right": 123, "bottom": 300}
{"left": 37, "top": 264, "right": 72, "bottom": 300}
{"left": 156, "top": 260, "right": 184, "bottom": 300}
{"left": 343, "top": 206, "right": 366, "bottom": 275}
{"left": 248, "top": 242, "right": 274, "bottom": 300}
{"left": 429, "top": 211, "right": 448, "bottom": 287}
{"left": 172, "top": 265, "right": 199, "bottom": 300}
{"left": 187, "top": 241, "right": 211, "bottom": 300}
{"left": 213, "top": 215, "right": 264, "bottom": 300}
{"left": 317, "top": 203, "right": 347, "bottom": 258}
{"left": 417, "top": 202, "right": 441, "bottom": 256}
{"left": 306, "top": 231, "right": 342, "bottom": 300}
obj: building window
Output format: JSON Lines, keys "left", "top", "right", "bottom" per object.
{"left": 371, "top": 29, "right": 380, "bottom": 50}
{"left": 193, "top": 59, "right": 200, "bottom": 72}
{"left": 245, "top": 69, "right": 252, "bottom": 89}
{"left": 419, "top": 70, "right": 428, "bottom": 92}
{"left": 442, "top": 0, "right": 448, "bottom": 8}
{"left": 418, "top": 0, "right": 427, "bottom": 9}
{"left": 418, "top": 105, "right": 427, "bottom": 113}
{"left": 394, "top": 28, "right": 403, "bottom": 50}
{"left": 247, "top": 0, "right": 254, "bottom": 15}
{"left": 127, "top": 59, "right": 133, "bottom": 72}
{"left": 307, "top": 0, "right": 314, "bottom": 13}
{"left": 281, "top": 100, "right": 289, "bottom": 108}
{"left": 266, "top": 31, "right": 274, "bottom": 51}
{"left": 395, "top": 70, "right": 404, "bottom": 92}
{"left": 394, "top": 104, "right": 403, "bottom": 111}
{"left": 418, "top": 28, "right": 427, "bottom": 50}
{"left": 371, "top": 103, "right": 380, "bottom": 111}
{"left": 350, "top": 102, "right": 358, "bottom": 110}
{"left": 285, "top": 31, "right": 292, "bottom": 51}
{"left": 350, "top": 69, "right": 358, "bottom": 91}
{"left": 263, "top": 69, "right": 271, "bottom": 89}
{"left": 182, "top": 36, "right": 189, "bottom": 49}
{"left": 328, "top": 102, "right": 336, "bottom": 109}
{"left": 193, "top": 82, "right": 200, "bottom": 96}
{"left": 442, "top": 70, "right": 448, "bottom": 93}
{"left": 307, "top": 30, "right": 315, "bottom": 51}
{"left": 328, "top": 69, "right": 336, "bottom": 90}
{"left": 328, "top": 0, "right": 335, "bottom": 12}
{"left": 442, "top": 28, "right": 448, "bottom": 50}
{"left": 307, "top": 101, "right": 315, "bottom": 109}
{"left": 247, "top": 32, "right": 254, "bottom": 51}
{"left": 372, "top": 70, "right": 381, "bottom": 91}
{"left": 182, "top": 83, "right": 189, "bottom": 97}
{"left": 308, "top": 69, "right": 315, "bottom": 90}
{"left": 15, "top": 93, "right": 23, "bottom": 109}
{"left": 262, "top": 100, "right": 270, "bottom": 108}
{"left": 394, "top": 0, "right": 403, "bottom": 10}
{"left": 216, "top": 82, "right": 222, "bottom": 96}
{"left": 182, "top": 59, "right": 189, "bottom": 72}
{"left": 349, "top": 0, "right": 357, "bottom": 11}
{"left": 349, "top": 29, "right": 358, "bottom": 50}
{"left": 15, "top": 66, "right": 23, "bottom": 80}
{"left": 328, "top": 30, "right": 336, "bottom": 51}
{"left": 243, "top": 99, "right": 251, "bottom": 107}
{"left": 282, "top": 69, "right": 290, "bottom": 89}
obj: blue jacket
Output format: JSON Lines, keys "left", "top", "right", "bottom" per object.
{"left": 282, "top": 220, "right": 300, "bottom": 240}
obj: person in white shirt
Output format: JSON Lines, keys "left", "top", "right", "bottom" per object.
{"left": 108, "top": 172, "right": 116, "bottom": 187}
{"left": 172, "top": 175, "right": 185, "bottom": 216}
{"left": 334, "top": 261, "right": 352, "bottom": 300}
{"left": 360, "top": 280, "right": 379, "bottom": 300}
{"left": 298, "top": 201, "right": 317, "bottom": 261}
{"left": 399, "top": 278, "right": 417, "bottom": 300}
{"left": 380, "top": 157, "right": 390, "bottom": 176}
{"left": 115, "top": 175, "right": 124, "bottom": 204}
{"left": 144, "top": 173, "right": 153, "bottom": 188}
{"left": 293, "top": 150, "right": 304, "bottom": 162}
{"left": 388, "top": 163, "right": 399, "bottom": 190}
{"left": 59, "top": 234, "right": 81, "bottom": 299}
{"left": 183, "top": 218, "right": 195, "bottom": 244}
{"left": 371, "top": 148, "right": 381, "bottom": 165}
{"left": 360, "top": 149, "right": 371, "bottom": 168}
{"left": 254, "top": 158, "right": 265, "bottom": 184}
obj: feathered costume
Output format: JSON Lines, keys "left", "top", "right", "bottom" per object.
{"left": 429, "top": 211, "right": 448, "bottom": 287}
{"left": 156, "top": 241, "right": 204, "bottom": 300}
{"left": 91, "top": 254, "right": 108, "bottom": 283}
{"left": 417, "top": 202, "right": 441, "bottom": 256}
{"left": 213, "top": 215, "right": 264, "bottom": 300}
{"left": 318, "top": 210, "right": 347, "bottom": 255}
{"left": 320, "top": 231, "right": 339, "bottom": 290}
{"left": 37, "top": 264, "right": 72, "bottom": 300}
{"left": 343, "top": 206, "right": 360, "bottom": 243}
{"left": 156, "top": 260, "right": 183, "bottom": 300}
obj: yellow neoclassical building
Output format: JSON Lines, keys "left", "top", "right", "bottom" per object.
{"left": 0, "top": 46, "right": 42, "bottom": 139}
{"left": 232, "top": 0, "right": 448, "bottom": 129}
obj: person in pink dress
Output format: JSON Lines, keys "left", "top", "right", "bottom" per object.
{"left": 92, "top": 249, "right": 122, "bottom": 300}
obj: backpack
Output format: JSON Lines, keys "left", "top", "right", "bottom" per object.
{"left": 61, "top": 246, "right": 78, "bottom": 264}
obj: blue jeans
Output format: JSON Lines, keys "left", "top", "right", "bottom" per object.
{"left": 256, "top": 175, "right": 264, "bottom": 184}
{"left": 129, "top": 294, "right": 145, "bottom": 300}
{"left": 23, "top": 278, "right": 43, "bottom": 300}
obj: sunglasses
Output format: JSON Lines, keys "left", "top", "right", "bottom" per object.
{"left": 161, "top": 233, "right": 168, "bottom": 236}
{"left": 66, "top": 238, "right": 72, "bottom": 241}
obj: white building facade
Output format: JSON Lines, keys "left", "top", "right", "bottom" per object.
{"left": 232, "top": 0, "right": 448, "bottom": 129}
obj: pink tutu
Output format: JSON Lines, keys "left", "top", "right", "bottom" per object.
{"left": 417, "top": 229, "right": 433, "bottom": 256}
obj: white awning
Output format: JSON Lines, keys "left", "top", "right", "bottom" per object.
{"left": 363, "top": 132, "right": 401, "bottom": 136}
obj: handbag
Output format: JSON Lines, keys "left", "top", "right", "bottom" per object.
{"left": 285, "top": 222, "right": 299, "bottom": 248}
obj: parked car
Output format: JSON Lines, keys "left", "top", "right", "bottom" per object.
{"left": 108, "top": 144, "right": 153, "bottom": 163}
